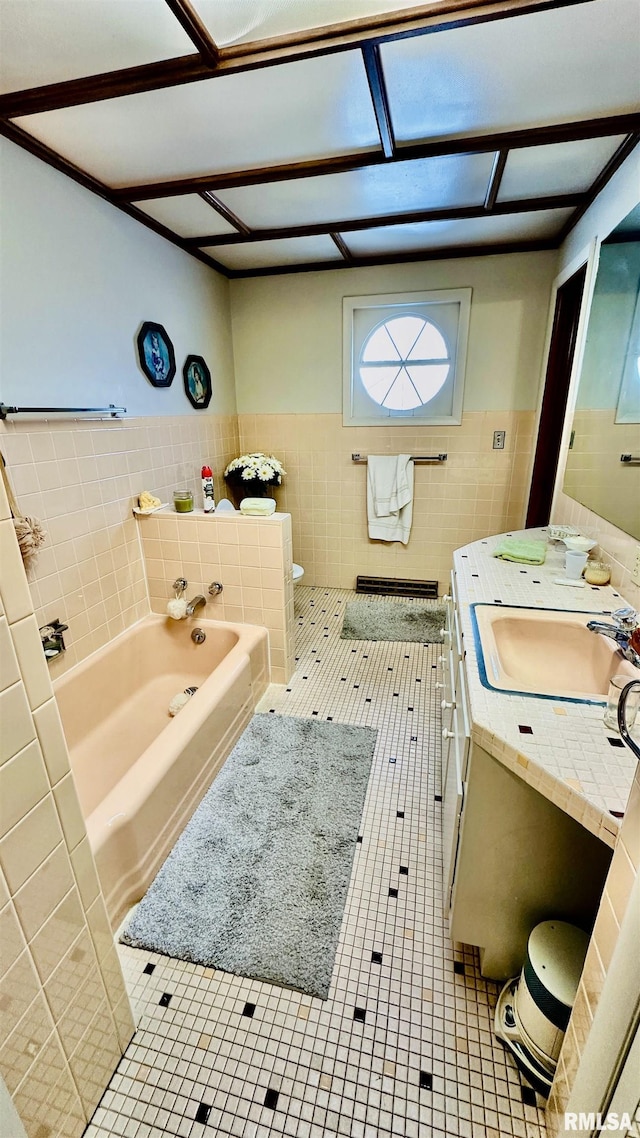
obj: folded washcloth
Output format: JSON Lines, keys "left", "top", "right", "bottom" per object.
{"left": 492, "top": 538, "right": 547, "bottom": 565}
{"left": 240, "top": 497, "right": 276, "bottom": 516}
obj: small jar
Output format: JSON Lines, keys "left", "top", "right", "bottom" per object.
{"left": 584, "top": 560, "right": 611, "bottom": 585}
{"left": 173, "top": 488, "right": 194, "bottom": 513}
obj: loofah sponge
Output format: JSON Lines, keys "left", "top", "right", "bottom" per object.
{"left": 166, "top": 597, "right": 187, "bottom": 620}
{"left": 138, "top": 490, "right": 162, "bottom": 510}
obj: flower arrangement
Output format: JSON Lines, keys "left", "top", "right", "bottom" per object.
{"left": 223, "top": 452, "right": 286, "bottom": 504}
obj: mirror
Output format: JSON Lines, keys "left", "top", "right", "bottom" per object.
{"left": 563, "top": 204, "right": 640, "bottom": 539}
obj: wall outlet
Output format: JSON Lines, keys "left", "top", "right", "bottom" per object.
{"left": 493, "top": 430, "right": 506, "bottom": 450}
{"left": 632, "top": 546, "right": 640, "bottom": 587}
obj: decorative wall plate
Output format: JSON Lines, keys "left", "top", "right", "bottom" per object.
{"left": 183, "top": 354, "right": 212, "bottom": 409}
{"left": 136, "top": 321, "right": 176, "bottom": 387}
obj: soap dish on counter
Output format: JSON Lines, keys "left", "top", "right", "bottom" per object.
{"left": 132, "top": 502, "right": 169, "bottom": 516}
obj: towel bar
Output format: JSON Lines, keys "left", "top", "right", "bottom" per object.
{"left": 620, "top": 454, "right": 640, "bottom": 465}
{"left": 351, "top": 453, "right": 447, "bottom": 464}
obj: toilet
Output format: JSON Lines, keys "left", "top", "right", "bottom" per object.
{"left": 293, "top": 563, "right": 304, "bottom": 583}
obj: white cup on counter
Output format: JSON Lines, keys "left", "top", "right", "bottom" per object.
{"left": 565, "top": 550, "right": 588, "bottom": 579}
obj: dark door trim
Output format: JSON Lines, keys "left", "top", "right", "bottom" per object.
{"left": 526, "top": 262, "right": 587, "bottom": 528}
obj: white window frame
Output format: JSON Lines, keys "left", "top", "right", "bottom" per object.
{"left": 343, "top": 288, "right": 471, "bottom": 427}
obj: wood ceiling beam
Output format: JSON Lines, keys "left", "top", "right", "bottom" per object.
{"left": 484, "top": 149, "right": 508, "bottom": 209}
{"left": 225, "top": 237, "right": 558, "bottom": 279}
{"left": 0, "top": 118, "right": 231, "bottom": 278}
{"left": 163, "top": 0, "right": 219, "bottom": 67}
{"left": 557, "top": 132, "right": 640, "bottom": 243}
{"left": 189, "top": 193, "right": 582, "bottom": 248}
{"left": 361, "top": 44, "right": 395, "bottom": 160}
{"left": 0, "top": 0, "right": 591, "bottom": 119}
{"left": 117, "top": 113, "right": 640, "bottom": 201}
{"left": 199, "top": 191, "right": 251, "bottom": 235}
{"left": 0, "top": 56, "right": 212, "bottom": 119}
{"left": 330, "top": 233, "right": 354, "bottom": 262}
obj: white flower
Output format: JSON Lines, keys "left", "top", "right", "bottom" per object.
{"left": 224, "top": 452, "right": 286, "bottom": 483}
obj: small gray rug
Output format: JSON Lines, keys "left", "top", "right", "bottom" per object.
{"left": 340, "top": 600, "right": 446, "bottom": 642}
{"left": 120, "top": 714, "right": 377, "bottom": 999}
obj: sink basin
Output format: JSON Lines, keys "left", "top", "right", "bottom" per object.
{"left": 471, "top": 604, "right": 640, "bottom": 702}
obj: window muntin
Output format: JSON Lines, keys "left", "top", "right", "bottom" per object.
{"left": 343, "top": 289, "right": 471, "bottom": 426}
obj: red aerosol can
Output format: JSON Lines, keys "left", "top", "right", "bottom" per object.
{"left": 201, "top": 465, "right": 215, "bottom": 512}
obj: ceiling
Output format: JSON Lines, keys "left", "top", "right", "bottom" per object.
{"left": 0, "top": 0, "right": 638, "bottom": 278}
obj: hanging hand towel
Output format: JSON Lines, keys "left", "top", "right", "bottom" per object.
{"left": 367, "top": 455, "right": 414, "bottom": 544}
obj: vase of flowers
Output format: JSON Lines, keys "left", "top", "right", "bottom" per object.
{"left": 223, "top": 452, "right": 286, "bottom": 508}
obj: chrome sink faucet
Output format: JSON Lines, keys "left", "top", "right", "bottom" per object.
{"left": 587, "top": 606, "right": 640, "bottom": 667}
{"left": 186, "top": 594, "right": 206, "bottom": 617}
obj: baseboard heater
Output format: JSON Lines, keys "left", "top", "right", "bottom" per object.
{"left": 355, "top": 575, "right": 439, "bottom": 598}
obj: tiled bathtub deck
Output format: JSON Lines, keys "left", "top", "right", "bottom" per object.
{"left": 87, "top": 586, "right": 547, "bottom": 1138}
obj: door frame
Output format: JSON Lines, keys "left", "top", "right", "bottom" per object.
{"left": 525, "top": 238, "right": 601, "bottom": 526}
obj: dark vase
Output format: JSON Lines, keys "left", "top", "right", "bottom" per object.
{"left": 224, "top": 474, "right": 279, "bottom": 509}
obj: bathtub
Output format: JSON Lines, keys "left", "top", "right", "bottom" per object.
{"left": 54, "top": 614, "right": 269, "bottom": 929}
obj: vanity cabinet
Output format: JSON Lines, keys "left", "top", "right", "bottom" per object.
{"left": 440, "top": 572, "right": 612, "bottom": 980}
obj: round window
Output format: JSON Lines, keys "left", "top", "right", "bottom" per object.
{"left": 359, "top": 314, "right": 451, "bottom": 411}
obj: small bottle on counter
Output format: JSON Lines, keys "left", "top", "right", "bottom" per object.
{"left": 202, "top": 465, "right": 215, "bottom": 513}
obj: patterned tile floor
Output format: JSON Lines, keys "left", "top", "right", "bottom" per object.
{"left": 87, "top": 586, "right": 547, "bottom": 1138}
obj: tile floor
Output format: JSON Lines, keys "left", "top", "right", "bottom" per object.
{"left": 86, "top": 586, "right": 547, "bottom": 1138}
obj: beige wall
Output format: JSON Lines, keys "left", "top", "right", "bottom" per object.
{"left": 0, "top": 474, "right": 134, "bottom": 1138}
{"left": 231, "top": 252, "right": 556, "bottom": 589}
{"left": 140, "top": 510, "right": 295, "bottom": 683}
{"left": 0, "top": 138, "right": 237, "bottom": 417}
{"left": 230, "top": 251, "right": 557, "bottom": 414}
{"left": 1, "top": 414, "right": 240, "bottom": 673}
{"left": 239, "top": 409, "right": 535, "bottom": 591}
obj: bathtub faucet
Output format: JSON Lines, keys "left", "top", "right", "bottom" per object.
{"left": 186, "top": 594, "right": 207, "bottom": 617}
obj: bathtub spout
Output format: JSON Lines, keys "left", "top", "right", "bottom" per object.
{"left": 186, "top": 594, "right": 206, "bottom": 617}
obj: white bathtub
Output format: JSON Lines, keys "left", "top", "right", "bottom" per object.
{"left": 54, "top": 614, "right": 269, "bottom": 928}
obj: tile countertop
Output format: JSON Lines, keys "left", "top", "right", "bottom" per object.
{"left": 453, "top": 528, "right": 638, "bottom": 850}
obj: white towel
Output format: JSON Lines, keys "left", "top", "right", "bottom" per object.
{"left": 367, "top": 455, "right": 414, "bottom": 544}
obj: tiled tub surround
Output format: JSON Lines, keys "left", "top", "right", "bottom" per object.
{"left": 54, "top": 614, "right": 270, "bottom": 931}
{"left": 88, "top": 586, "right": 547, "bottom": 1138}
{"left": 453, "top": 530, "right": 638, "bottom": 847}
{"left": 238, "top": 411, "right": 535, "bottom": 592}
{"left": 0, "top": 474, "right": 135, "bottom": 1136}
{"left": 139, "top": 509, "right": 295, "bottom": 683}
{"left": 0, "top": 413, "right": 240, "bottom": 675}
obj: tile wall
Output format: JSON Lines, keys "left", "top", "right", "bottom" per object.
{"left": 562, "top": 409, "right": 640, "bottom": 553}
{"left": 0, "top": 413, "right": 240, "bottom": 674}
{"left": 546, "top": 764, "right": 640, "bottom": 1133}
{"left": 139, "top": 510, "right": 295, "bottom": 683}
{"left": 553, "top": 490, "right": 640, "bottom": 608}
{"left": 238, "top": 411, "right": 535, "bottom": 593}
{"left": 0, "top": 474, "right": 135, "bottom": 1137}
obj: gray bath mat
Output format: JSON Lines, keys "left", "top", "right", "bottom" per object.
{"left": 340, "top": 600, "right": 446, "bottom": 642}
{"left": 120, "top": 714, "right": 377, "bottom": 999}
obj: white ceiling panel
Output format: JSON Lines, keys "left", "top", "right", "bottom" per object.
{"left": 498, "top": 136, "right": 627, "bottom": 202}
{"left": 201, "top": 234, "right": 342, "bottom": 270}
{"left": 215, "top": 152, "right": 495, "bottom": 230}
{"left": 192, "top": 0, "right": 416, "bottom": 47}
{"left": 0, "top": 0, "right": 194, "bottom": 95}
{"left": 382, "top": 0, "right": 640, "bottom": 143}
{"left": 342, "top": 209, "right": 573, "bottom": 257}
{"left": 15, "top": 50, "right": 379, "bottom": 187}
{"left": 135, "top": 195, "right": 237, "bottom": 238}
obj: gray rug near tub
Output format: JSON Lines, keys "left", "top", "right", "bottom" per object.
{"left": 120, "top": 714, "right": 377, "bottom": 999}
{"left": 340, "top": 599, "right": 446, "bottom": 642}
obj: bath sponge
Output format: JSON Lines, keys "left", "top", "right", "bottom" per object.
{"left": 168, "top": 692, "right": 190, "bottom": 716}
{"left": 166, "top": 597, "right": 187, "bottom": 620}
